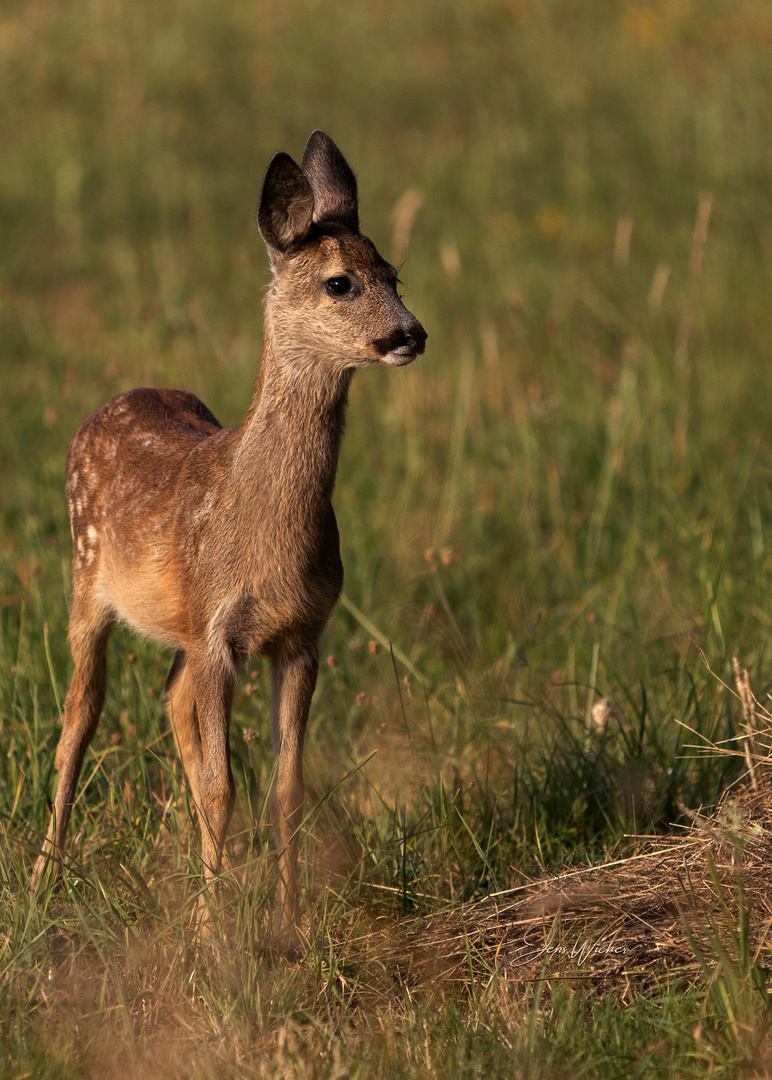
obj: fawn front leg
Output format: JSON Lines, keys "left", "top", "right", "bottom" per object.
{"left": 270, "top": 647, "right": 318, "bottom": 946}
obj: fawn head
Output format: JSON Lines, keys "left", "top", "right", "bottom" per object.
{"left": 257, "top": 130, "right": 427, "bottom": 373}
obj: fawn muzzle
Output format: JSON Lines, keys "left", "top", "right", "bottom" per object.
{"left": 372, "top": 321, "right": 428, "bottom": 365}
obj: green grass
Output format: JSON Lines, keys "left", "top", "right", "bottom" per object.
{"left": 3, "top": 0, "right": 772, "bottom": 1074}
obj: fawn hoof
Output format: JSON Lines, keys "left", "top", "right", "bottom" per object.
{"left": 272, "top": 923, "right": 306, "bottom": 961}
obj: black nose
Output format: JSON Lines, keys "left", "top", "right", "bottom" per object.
{"left": 372, "top": 323, "right": 428, "bottom": 357}
{"left": 404, "top": 323, "right": 428, "bottom": 355}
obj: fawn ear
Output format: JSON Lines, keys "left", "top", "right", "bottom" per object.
{"left": 300, "top": 130, "right": 359, "bottom": 233}
{"left": 257, "top": 152, "right": 315, "bottom": 254}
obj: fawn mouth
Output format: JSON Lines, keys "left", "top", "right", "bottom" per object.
{"left": 371, "top": 326, "right": 428, "bottom": 365}
{"left": 384, "top": 345, "right": 420, "bottom": 366}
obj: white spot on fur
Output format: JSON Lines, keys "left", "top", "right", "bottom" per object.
{"left": 193, "top": 493, "right": 215, "bottom": 525}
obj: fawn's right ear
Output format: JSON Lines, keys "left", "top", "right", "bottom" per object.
{"left": 257, "top": 152, "right": 315, "bottom": 255}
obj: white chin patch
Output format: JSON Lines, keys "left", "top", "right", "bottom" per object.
{"left": 383, "top": 349, "right": 417, "bottom": 367}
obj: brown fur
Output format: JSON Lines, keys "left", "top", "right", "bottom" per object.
{"left": 31, "top": 131, "right": 426, "bottom": 949}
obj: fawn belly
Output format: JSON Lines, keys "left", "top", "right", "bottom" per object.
{"left": 96, "top": 543, "right": 189, "bottom": 648}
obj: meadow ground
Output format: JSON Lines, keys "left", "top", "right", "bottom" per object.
{"left": 2, "top": 1, "right": 772, "bottom": 1075}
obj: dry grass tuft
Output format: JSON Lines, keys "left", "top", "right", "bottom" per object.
{"left": 342, "top": 660, "right": 772, "bottom": 997}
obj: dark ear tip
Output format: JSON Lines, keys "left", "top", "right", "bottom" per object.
{"left": 303, "top": 129, "right": 331, "bottom": 151}
{"left": 257, "top": 152, "right": 307, "bottom": 219}
{"left": 263, "top": 151, "right": 302, "bottom": 183}
{"left": 300, "top": 130, "right": 339, "bottom": 172}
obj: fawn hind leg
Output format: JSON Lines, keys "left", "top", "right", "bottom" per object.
{"left": 32, "top": 598, "right": 112, "bottom": 885}
{"left": 165, "top": 650, "right": 203, "bottom": 812}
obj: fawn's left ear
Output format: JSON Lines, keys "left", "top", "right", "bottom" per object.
{"left": 257, "top": 152, "right": 315, "bottom": 255}
{"left": 300, "top": 130, "right": 359, "bottom": 233}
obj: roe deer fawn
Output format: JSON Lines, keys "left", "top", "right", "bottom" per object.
{"left": 31, "top": 130, "right": 427, "bottom": 949}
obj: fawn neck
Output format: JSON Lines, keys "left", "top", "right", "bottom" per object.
{"left": 232, "top": 325, "right": 352, "bottom": 549}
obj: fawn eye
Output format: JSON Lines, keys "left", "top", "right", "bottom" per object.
{"left": 326, "top": 276, "right": 352, "bottom": 297}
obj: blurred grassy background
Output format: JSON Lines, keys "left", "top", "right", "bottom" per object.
{"left": 3, "top": 0, "right": 772, "bottom": 1075}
